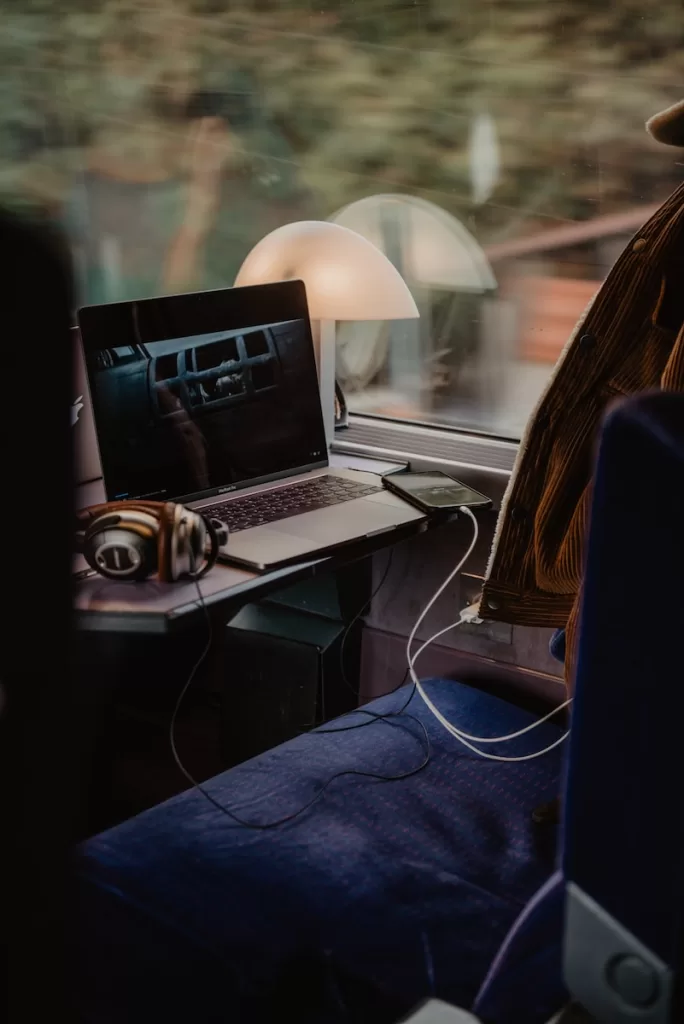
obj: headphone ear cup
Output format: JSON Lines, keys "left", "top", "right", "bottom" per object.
{"left": 83, "top": 511, "right": 159, "bottom": 581}
{"left": 210, "top": 519, "right": 228, "bottom": 549}
{"left": 172, "top": 504, "right": 201, "bottom": 579}
{"left": 192, "top": 515, "right": 225, "bottom": 578}
{"left": 172, "top": 509, "right": 223, "bottom": 579}
{"left": 187, "top": 510, "right": 208, "bottom": 577}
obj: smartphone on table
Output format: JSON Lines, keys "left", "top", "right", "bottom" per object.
{"left": 382, "top": 471, "right": 492, "bottom": 513}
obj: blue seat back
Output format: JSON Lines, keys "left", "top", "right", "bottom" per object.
{"left": 475, "top": 392, "right": 684, "bottom": 1023}
{"left": 563, "top": 392, "right": 684, "bottom": 1018}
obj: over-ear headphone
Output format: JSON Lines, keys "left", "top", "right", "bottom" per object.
{"left": 75, "top": 501, "right": 228, "bottom": 582}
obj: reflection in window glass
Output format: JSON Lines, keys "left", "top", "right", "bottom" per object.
{"left": 1, "top": 1, "right": 682, "bottom": 438}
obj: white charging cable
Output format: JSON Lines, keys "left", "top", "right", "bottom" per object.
{"left": 407, "top": 506, "right": 571, "bottom": 761}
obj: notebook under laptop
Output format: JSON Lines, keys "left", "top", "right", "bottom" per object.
{"left": 78, "top": 281, "right": 423, "bottom": 571}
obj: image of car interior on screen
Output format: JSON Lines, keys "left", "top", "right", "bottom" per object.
{"left": 88, "top": 319, "right": 326, "bottom": 502}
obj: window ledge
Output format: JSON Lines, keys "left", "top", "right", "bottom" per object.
{"left": 333, "top": 415, "right": 518, "bottom": 506}
{"left": 335, "top": 415, "right": 517, "bottom": 473}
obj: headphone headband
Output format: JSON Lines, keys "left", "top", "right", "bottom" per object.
{"left": 75, "top": 500, "right": 170, "bottom": 527}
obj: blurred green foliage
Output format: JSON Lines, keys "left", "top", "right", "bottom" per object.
{"left": 0, "top": 0, "right": 681, "bottom": 239}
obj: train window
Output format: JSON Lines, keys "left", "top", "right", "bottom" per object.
{"left": 2, "top": 2, "right": 681, "bottom": 441}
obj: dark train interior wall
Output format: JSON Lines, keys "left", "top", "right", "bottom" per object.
{"left": 361, "top": 511, "right": 565, "bottom": 708}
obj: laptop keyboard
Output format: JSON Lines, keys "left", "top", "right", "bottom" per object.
{"left": 200, "top": 476, "right": 383, "bottom": 535}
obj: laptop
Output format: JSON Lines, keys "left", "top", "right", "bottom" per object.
{"left": 77, "top": 281, "right": 424, "bottom": 571}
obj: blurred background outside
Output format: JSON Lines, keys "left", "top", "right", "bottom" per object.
{"left": 2, "top": 0, "right": 682, "bottom": 438}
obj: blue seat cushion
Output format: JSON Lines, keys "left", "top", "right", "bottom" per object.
{"left": 73, "top": 679, "right": 564, "bottom": 1022}
{"left": 473, "top": 869, "right": 567, "bottom": 1024}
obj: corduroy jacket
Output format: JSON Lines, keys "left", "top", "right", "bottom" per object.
{"left": 480, "top": 172, "right": 684, "bottom": 687}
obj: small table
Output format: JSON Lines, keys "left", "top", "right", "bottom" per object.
{"left": 73, "top": 475, "right": 444, "bottom": 834}
{"left": 75, "top": 473, "right": 430, "bottom": 635}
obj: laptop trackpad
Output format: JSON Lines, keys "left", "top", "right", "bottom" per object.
{"left": 274, "top": 499, "right": 407, "bottom": 542}
{"left": 224, "top": 524, "right": 322, "bottom": 564}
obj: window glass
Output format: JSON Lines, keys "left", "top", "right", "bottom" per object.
{"left": 2, "top": 1, "right": 682, "bottom": 438}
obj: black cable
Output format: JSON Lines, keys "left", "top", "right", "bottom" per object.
{"left": 169, "top": 579, "right": 214, "bottom": 774}
{"left": 169, "top": 580, "right": 431, "bottom": 830}
{"left": 319, "top": 546, "right": 417, "bottom": 736}
{"left": 338, "top": 549, "right": 394, "bottom": 699}
{"left": 316, "top": 675, "right": 415, "bottom": 734}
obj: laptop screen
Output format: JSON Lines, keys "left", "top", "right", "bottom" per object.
{"left": 78, "top": 282, "right": 327, "bottom": 504}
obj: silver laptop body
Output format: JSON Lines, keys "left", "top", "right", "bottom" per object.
{"left": 191, "top": 465, "right": 423, "bottom": 570}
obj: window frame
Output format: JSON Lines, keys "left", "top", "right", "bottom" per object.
{"left": 334, "top": 411, "right": 517, "bottom": 508}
